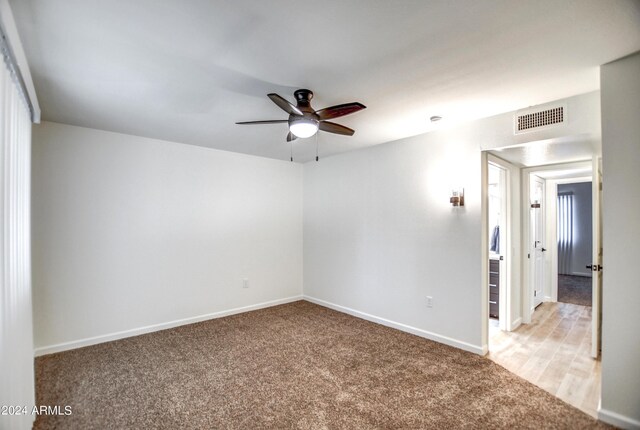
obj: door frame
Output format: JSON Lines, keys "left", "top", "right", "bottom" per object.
{"left": 482, "top": 153, "right": 519, "bottom": 353}
{"left": 488, "top": 158, "right": 510, "bottom": 331}
{"left": 521, "top": 160, "right": 593, "bottom": 323}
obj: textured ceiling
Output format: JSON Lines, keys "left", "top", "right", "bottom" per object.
{"left": 10, "top": 0, "right": 640, "bottom": 162}
{"left": 490, "top": 136, "right": 599, "bottom": 167}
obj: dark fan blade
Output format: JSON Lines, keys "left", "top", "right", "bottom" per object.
{"left": 286, "top": 132, "right": 297, "bottom": 142}
{"left": 319, "top": 121, "right": 355, "bottom": 136}
{"left": 236, "top": 120, "right": 288, "bottom": 125}
{"left": 315, "top": 102, "right": 365, "bottom": 121}
{"left": 268, "top": 93, "right": 303, "bottom": 116}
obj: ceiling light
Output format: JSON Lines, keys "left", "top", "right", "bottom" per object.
{"left": 289, "top": 118, "right": 319, "bottom": 138}
{"left": 430, "top": 115, "right": 442, "bottom": 122}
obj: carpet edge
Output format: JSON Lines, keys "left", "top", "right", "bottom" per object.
{"left": 302, "top": 295, "right": 485, "bottom": 355}
{"left": 34, "top": 295, "right": 304, "bottom": 357}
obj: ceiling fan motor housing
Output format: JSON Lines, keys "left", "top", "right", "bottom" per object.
{"left": 290, "top": 89, "right": 319, "bottom": 130}
{"left": 294, "top": 89, "right": 314, "bottom": 107}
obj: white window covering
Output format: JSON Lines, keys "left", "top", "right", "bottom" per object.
{"left": 557, "top": 192, "right": 574, "bottom": 275}
{"left": 0, "top": 33, "right": 35, "bottom": 430}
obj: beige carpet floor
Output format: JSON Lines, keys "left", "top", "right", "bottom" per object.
{"left": 34, "top": 301, "right": 611, "bottom": 429}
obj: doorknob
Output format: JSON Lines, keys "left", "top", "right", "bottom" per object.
{"left": 586, "top": 264, "right": 593, "bottom": 270}
{"left": 587, "top": 264, "right": 603, "bottom": 271}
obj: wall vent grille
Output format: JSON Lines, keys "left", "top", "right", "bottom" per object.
{"left": 515, "top": 105, "right": 565, "bottom": 133}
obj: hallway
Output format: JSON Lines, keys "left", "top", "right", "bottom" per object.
{"left": 488, "top": 302, "right": 599, "bottom": 418}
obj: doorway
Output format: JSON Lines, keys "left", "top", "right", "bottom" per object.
{"left": 535, "top": 160, "right": 602, "bottom": 359}
{"left": 487, "top": 160, "right": 602, "bottom": 417}
{"left": 483, "top": 153, "right": 520, "bottom": 353}
{"left": 556, "top": 181, "right": 593, "bottom": 307}
{"left": 488, "top": 162, "right": 507, "bottom": 333}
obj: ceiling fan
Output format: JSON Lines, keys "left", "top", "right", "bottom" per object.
{"left": 236, "top": 89, "right": 366, "bottom": 142}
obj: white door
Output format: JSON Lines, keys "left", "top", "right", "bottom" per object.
{"left": 591, "top": 158, "right": 603, "bottom": 358}
{"left": 530, "top": 175, "right": 546, "bottom": 309}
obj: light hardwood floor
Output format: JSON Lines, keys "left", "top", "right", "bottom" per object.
{"left": 488, "top": 302, "right": 600, "bottom": 418}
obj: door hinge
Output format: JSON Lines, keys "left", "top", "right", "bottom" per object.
{"left": 528, "top": 253, "right": 530, "bottom": 259}
{"left": 534, "top": 290, "right": 537, "bottom": 297}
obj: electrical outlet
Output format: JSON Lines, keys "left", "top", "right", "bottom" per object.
{"left": 242, "top": 278, "right": 249, "bottom": 288}
{"left": 426, "top": 296, "right": 433, "bottom": 308}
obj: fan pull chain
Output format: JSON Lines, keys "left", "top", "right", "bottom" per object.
{"left": 315, "top": 132, "right": 319, "bottom": 162}
{"left": 290, "top": 139, "right": 293, "bottom": 162}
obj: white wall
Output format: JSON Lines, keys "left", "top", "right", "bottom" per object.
{"left": 32, "top": 122, "right": 303, "bottom": 353}
{"left": 557, "top": 182, "right": 592, "bottom": 277}
{"left": 303, "top": 92, "right": 601, "bottom": 354}
{"left": 303, "top": 112, "right": 532, "bottom": 352}
{"left": 600, "top": 51, "right": 640, "bottom": 428}
{"left": 304, "top": 128, "right": 483, "bottom": 351}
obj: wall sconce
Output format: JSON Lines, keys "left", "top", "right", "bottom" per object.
{"left": 450, "top": 188, "right": 464, "bottom": 207}
{"left": 531, "top": 186, "right": 541, "bottom": 208}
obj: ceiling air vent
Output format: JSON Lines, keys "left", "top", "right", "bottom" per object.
{"left": 515, "top": 103, "right": 566, "bottom": 134}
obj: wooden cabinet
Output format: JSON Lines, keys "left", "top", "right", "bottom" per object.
{"left": 489, "top": 258, "right": 500, "bottom": 319}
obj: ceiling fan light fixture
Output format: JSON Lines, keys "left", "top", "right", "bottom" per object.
{"left": 289, "top": 118, "right": 319, "bottom": 138}
{"left": 236, "top": 90, "right": 365, "bottom": 143}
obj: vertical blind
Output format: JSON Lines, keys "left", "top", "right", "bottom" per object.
{"left": 557, "top": 192, "right": 574, "bottom": 275}
{"left": 0, "top": 28, "right": 35, "bottom": 430}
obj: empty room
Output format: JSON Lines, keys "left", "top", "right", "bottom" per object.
{"left": 1, "top": 1, "right": 640, "bottom": 429}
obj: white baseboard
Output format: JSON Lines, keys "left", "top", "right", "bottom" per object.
{"left": 509, "top": 317, "right": 522, "bottom": 332}
{"left": 571, "top": 271, "right": 593, "bottom": 277}
{"left": 34, "top": 295, "right": 303, "bottom": 357}
{"left": 303, "top": 295, "right": 484, "bottom": 355}
{"left": 599, "top": 408, "right": 640, "bottom": 429}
